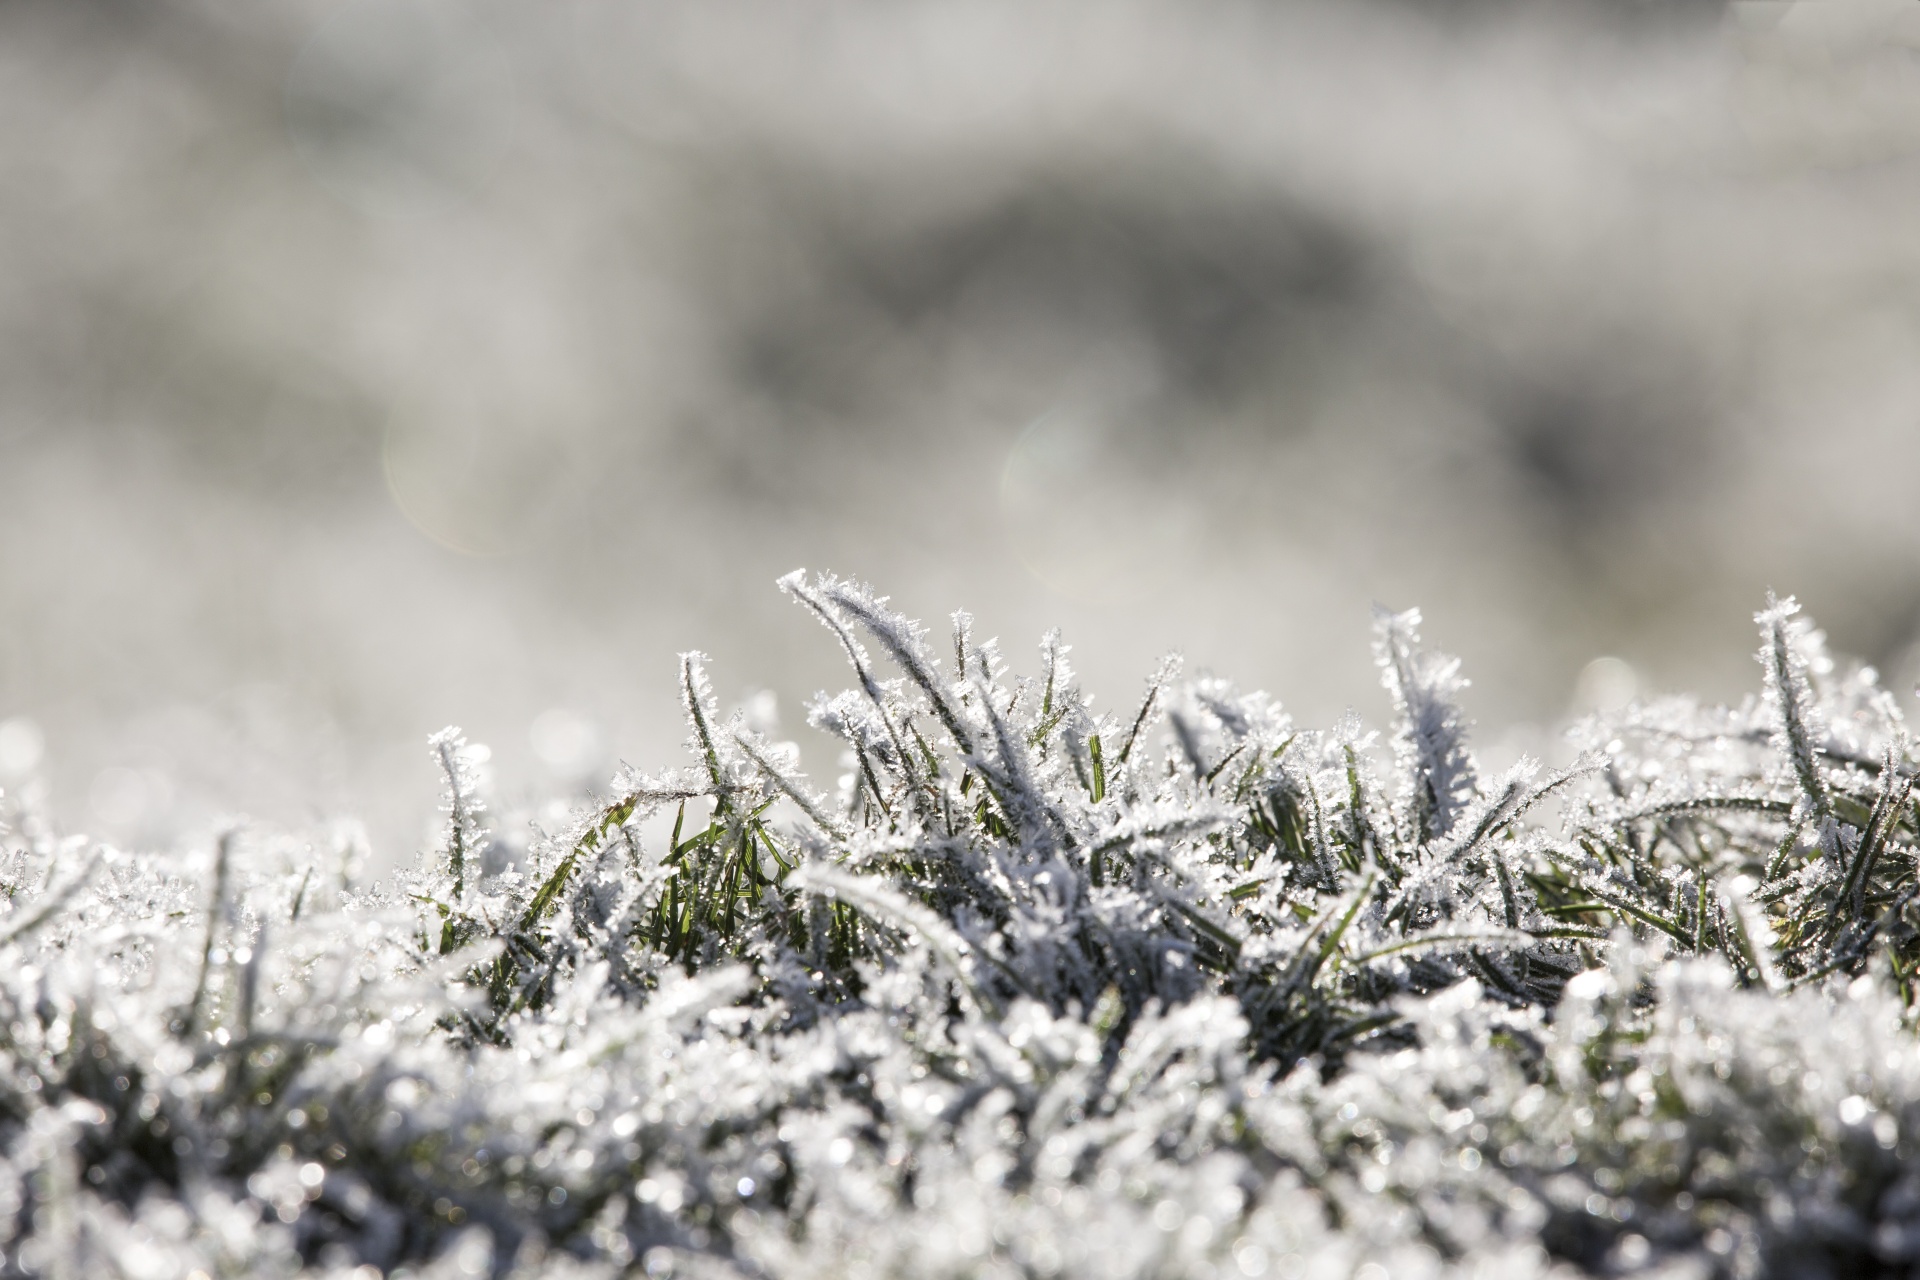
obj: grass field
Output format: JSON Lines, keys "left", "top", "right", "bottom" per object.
{"left": 4, "top": 572, "right": 1919, "bottom": 1279}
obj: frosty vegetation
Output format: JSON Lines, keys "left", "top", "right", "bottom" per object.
{"left": 6, "top": 573, "right": 1920, "bottom": 1279}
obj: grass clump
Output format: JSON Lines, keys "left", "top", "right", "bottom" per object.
{"left": 2, "top": 575, "right": 1920, "bottom": 1278}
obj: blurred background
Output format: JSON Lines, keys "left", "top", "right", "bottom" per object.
{"left": 4, "top": 0, "right": 1920, "bottom": 860}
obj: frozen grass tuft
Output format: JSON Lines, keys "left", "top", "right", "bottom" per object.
{"left": 3, "top": 577, "right": 1920, "bottom": 1277}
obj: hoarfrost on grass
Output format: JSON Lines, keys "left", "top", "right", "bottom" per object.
{"left": 1, "top": 574, "right": 1919, "bottom": 1278}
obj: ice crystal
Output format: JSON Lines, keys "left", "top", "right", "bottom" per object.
{"left": 1, "top": 575, "right": 1919, "bottom": 1278}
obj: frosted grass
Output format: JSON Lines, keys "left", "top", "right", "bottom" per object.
{"left": 1, "top": 577, "right": 1918, "bottom": 1278}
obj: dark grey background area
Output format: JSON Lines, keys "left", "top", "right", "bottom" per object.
{"left": 5, "top": 0, "right": 1920, "bottom": 859}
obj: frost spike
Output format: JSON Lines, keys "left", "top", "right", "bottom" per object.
{"left": 778, "top": 570, "right": 932, "bottom": 773}
{"left": 1372, "top": 606, "right": 1477, "bottom": 843}
{"left": 815, "top": 572, "right": 977, "bottom": 758}
{"left": 1119, "top": 654, "right": 1183, "bottom": 767}
{"left": 430, "top": 726, "right": 489, "bottom": 899}
{"left": 680, "top": 651, "right": 727, "bottom": 792}
{"left": 1756, "top": 594, "right": 1829, "bottom": 819}
{"left": 733, "top": 728, "right": 849, "bottom": 841}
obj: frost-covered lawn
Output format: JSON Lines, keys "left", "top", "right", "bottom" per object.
{"left": 5, "top": 573, "right": 1920, "bottom": 1279}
